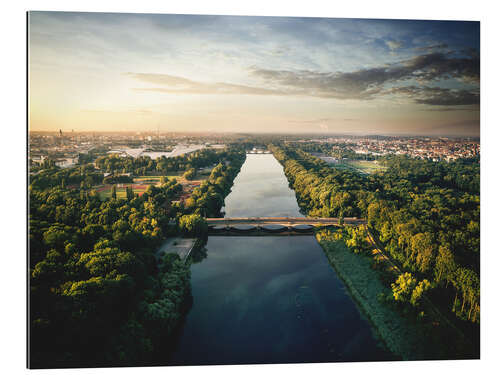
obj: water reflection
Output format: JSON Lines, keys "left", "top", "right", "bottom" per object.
{"left": 166, "top": 154, "right": 391, "bottom": 365}
{"left": 169, "top": 236, "right": 391, "bottom": 365}
{"left": 224, "top": 154, "right": 304, "bottom": 217}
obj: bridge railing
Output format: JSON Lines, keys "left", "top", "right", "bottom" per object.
{"left": 205, "top": 217, "right": 365, "bottom": 224}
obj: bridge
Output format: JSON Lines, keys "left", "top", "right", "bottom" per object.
{"left": 246, "top": 150, "right": 271, "bottom": 154}
{"left": 207, "top": 217, "right": 366, "bottom": 235}
{"left": 207, "top": 217, "right": 364, "bottom": 225}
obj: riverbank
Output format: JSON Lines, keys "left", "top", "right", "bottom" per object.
{"left": 316, "top": 234, "right": 433, "bottom": 360}
{"left": 156, "top": 237, "right": 196, "bottom": 261}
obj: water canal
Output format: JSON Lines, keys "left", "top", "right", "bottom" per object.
{"left": 167, "top": 154, "right": 391, "bottom": 365}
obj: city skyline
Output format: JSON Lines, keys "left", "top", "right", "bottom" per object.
{"left": 29, "top": 12, "right": 479, "bottom": 136}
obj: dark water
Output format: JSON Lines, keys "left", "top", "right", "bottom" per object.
{"left": 167, "top": 154, "right": 391, "bottom": 365}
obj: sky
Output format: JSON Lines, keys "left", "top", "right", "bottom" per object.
{"left": 28, "top": 12, "right": 480, "bottom": 136}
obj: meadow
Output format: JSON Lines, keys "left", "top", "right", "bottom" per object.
{"left": 330, "top": 160, "right": 387, "bottom": 174}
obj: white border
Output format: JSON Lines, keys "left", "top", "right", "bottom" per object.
{"left": 2, "top": 1, "right": 499, "bottom": 375}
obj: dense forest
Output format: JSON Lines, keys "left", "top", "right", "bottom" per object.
{"left": 94, "top": 148, "right": 230, "bottom": 175}
{"left": 286, "top": 140, "right": 377, "bottom": 160}
{"left": 29, "top": 147, "right": 245, "bottom": 367}
{"left": 270, "top": 144, "right": 480, "bottom": 328}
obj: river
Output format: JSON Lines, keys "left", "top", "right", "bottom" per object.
{"left": 167, "top": 154, "right": 391, "bottom": 365}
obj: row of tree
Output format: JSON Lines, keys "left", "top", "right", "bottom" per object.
{"left": 270, "top": 144, "right": 480, "bottom": 325}
{"left": 95, "top": 148, "right": 233, "bottom": 175}
{"left": 181, "top": 151, "right": 246, "bottom": 217}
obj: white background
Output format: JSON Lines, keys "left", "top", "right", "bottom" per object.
{"left": 1, "top": 1, "right": 498, "bottom": 374}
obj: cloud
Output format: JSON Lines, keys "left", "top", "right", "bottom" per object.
{"left": 251, "top": 52, "right": 479, "bottom": 101}
{"left": 385, "top": 40, "right": 403, "bottom": 51}
{"left": 461, "top": 47, "right": 479, "bottom": 59}
{"left": 252, "top": 51, "right": 478, "bottom": 94}
{"left": 126, "top": 72, "right": 288, "bottom": 96}
{"left": 126, "top": 51, "right": 479, "bottom": 107}
{"left": 401, "top": 52, "right": 479, "bottom": 83}
{"left": 385, "top": 86, "right": 479, "bottom": 106}
{"left": 415, "top": 43, "right": 448, "bottom": 52}
{"left": 421, "top": 107, "right": 480, "bottom": 112}
{"left": 81, "top": 108, "right": 154, "bottom": 115}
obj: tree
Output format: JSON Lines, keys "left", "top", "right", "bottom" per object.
{"left": 391, "top": 272, "right": 417, "bottom": 303}
{"left": 379, "top": 221, "right": 392, "bottom": 243}
{"left": 43, "top": 225, "right": 73, "bottom": 251}
{"left": 410, "top": 279, "right": 431, "bottom": 306}
{"left": 157, "top": 159, "right": 168, "bottom": 174}
{"left": 111, "top": 185, "right": 117, "bottom": 199}
{"left": 126, "top": 186, "right": 134, "bottom": 201}
{"left": 345, "top": 226, "right": 368, "bottom": 253}
{"left": 435, "top": 245, "right": 456, "bottom": 286}
{"left": 178, "top": 214, "right": 208, "bottom": 237}
{"left": 28, "top": 146, "right": 249, "bottom": 366}
{"left": 183, "top": 168, "right": 196, "bottom": 181}
{"left": 409, "top": 232, "right": 435, "bottom": 273}
{"left": 77, "top": 247, "right": 140, "bottom": 279}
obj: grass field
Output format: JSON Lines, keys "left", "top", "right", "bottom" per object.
{"left": 97, "top": 185, "right": 149, "bottom": 200}
{"left": 133, "top": 175, "right": 165, "bottom": 184}
{"left": 331, "top": 160, "right": 387, "bottom": 175}
{"left": 97, "top": 171, "right": 212, "bottom": 200}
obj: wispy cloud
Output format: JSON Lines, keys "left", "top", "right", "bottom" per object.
{"left": 420, "top": 106, "right": 480, "bottom": 112}
{"left": 415, "top": 43, "right": 449, "bottom": 52}
{"left": 386, "top": 40, "right": 403, "bottom": 51}
{"left": 251, "top": 52, "right": 479, "bottom": 99}
{"left": 126, "top": 50, "right": 479, "bottom": 107}
{"left": 253, "top": 52, "right": 479, "bottom": 105}
{"left": 385, "top": 86, "right": 479, "bottom": 106}
{"left": 81, "top": 108, "right": 154, "bottom": 115}
{"left": 126, "top": 72, "right": 288, "bottom": 96}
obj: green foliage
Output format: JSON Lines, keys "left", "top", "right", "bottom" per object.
{"left": 271, "top": 143, "right": 479, "bottom": 324}
{"left": 77, "top": 247, "right": 140, "bottom": 279}
{"left": 125, "top": 186, "right": 134, "bottom": 200}
{"left": 410, "top": 279, "right": 432, "bottom": 307}
{"left": 95, "top": 148, "right": 236, "bottom": 175}
{"left": 141, "top": 258, "right": 190, "bottom": 339}
{"left": 183, "top": 168, "right": 196, "bottom": 180}
{"left": 391, "top": 273, "right": 431, "bottom": 307}
{"left": 103, "top": 175, "right": 134, "bottom": 184}
{"left": 345, "top": 226, "right": 370, "bottom": 253}
{"left": 30, "top": 163, "right": 103, "bottom": 190}
{"left": 182, "top": 156, "right": 245, "bottom": 217}
{"left": 391, "top": 272, "right": 418, "bottom": 303}
{"left": 178, "top": 214, "right": 208, "bottom": 237}
{"left": 29, "top": 145, "right": 246, "bottom": 367}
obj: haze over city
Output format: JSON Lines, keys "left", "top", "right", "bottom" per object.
{"left": 29, "top": 12, "right": 479, "bottom": 136}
